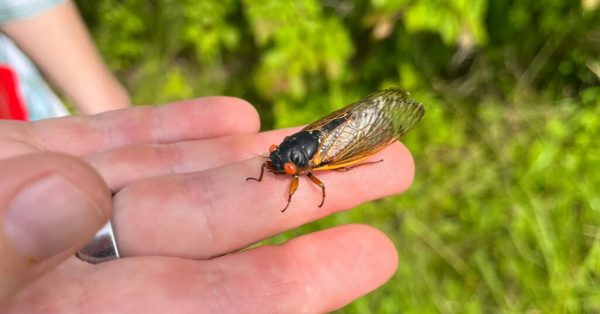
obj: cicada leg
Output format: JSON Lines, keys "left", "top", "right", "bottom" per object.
{"left": 282, "top": 175, "right": 300, "bottom": 212}
{"left": 334, "top": 159, "right": 384, "bottom": 172}
{"left": 246, "top": 162, "right": 267, "bottom": 181}
{"left": 307, "top": 172, "right": 326, "bottom": 207}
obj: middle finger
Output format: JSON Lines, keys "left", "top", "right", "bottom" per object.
{"left": 111, "top": 139, "right": 414, "bottom": 259}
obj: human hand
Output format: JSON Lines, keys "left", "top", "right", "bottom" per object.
{"left": 0, "top": 97, "right": 414, "bottom": 313}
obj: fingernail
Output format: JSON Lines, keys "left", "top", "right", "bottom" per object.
{"left": 4, "top": 175, "right": 102, "bottom": 261}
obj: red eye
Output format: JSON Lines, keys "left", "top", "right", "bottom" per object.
{"left": 269, "top": 144, "right": 278, "bottom": 152}
{"left": 284, "top": 162, "right": 297, "bottom": 174}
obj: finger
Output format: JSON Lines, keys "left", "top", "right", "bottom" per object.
{"left": 87, "top": 128, "right": 301, "bottom": 190}
{"left": 0, "top": 153, "right": 110, "bottom": 301}
{"left": 15, "top": 97, "right": 259, "bottom": 157}
{"left": 0, "top": 225, "right": 398, "bottom": 313}
{"left": 113, "top": 142, "right": 414, "bottom": 258}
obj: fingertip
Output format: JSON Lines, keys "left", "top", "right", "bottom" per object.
{"left": 227, "top": 224, "right": 399, "bottom": 312}
{"left": 323, "top": 224, "right": 399, "bottom": 281}
{"left": 274, "top": 224, "right": 398, "bottom": 289}
{"left": 200, "top": 96, "right": 261, "bottom": 134}
{"left": 155, "top": 96, "right": 261, "bottom": 142}
{"left": 312, "top": 142, "right": 415, "bottom": 212}
{"left": 346, "top": 142, "right": 414, "bottom": 195}
{"left": 347, "top": 224, "right": 399, "bottom": 278}
{"left": 314, "top": 224, "right": 398, "bottom": 311}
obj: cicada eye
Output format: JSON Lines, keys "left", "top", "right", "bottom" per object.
{"left": 284, "top": 162, "right": 297, "bottom": 175}
{"left": 269, "top": 144, "right": 278, "bottom": 153}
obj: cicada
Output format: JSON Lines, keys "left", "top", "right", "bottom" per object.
{"left": 247, "top": 88, "right": 425, "bottom": 212}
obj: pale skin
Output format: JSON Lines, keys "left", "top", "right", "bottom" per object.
{"left": 0, "top": 1, "right": 130, "bottom": 114}
{"left": 0, "top": 97, "right": 415, "bottom": 313}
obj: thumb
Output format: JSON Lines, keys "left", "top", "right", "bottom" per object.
{"left": 0, "top": 153, "right": 111, "bottom": 301}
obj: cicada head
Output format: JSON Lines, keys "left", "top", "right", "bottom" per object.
{"left": 269, "top": 146, "right": 303, "bottom": 175}
{"left": 268, "top": 131, "right": 319, "bottom": 175}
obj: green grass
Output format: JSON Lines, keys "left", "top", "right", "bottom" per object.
{"left": 77, "top": 0, "right": 600, "bottom": 311}
{"left": 117, "top": 54, "right": 600, "bottom": 313}
{"left": 265, "top": 88, "right": 600, "bottom": 313}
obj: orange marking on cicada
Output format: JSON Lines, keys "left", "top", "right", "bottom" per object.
{"left": 284, "top": 162, "right": 297, "bottom": 175}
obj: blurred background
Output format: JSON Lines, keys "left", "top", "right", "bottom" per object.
{"left": 75, "top": 0, "right": 599, "bottom": 312}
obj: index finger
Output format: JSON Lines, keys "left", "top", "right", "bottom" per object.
{"left": 25, "top": 97, "right": 259, "bottom": 157}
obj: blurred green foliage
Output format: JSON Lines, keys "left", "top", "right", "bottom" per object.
{"left": 76, "top": 0, "right": 600, "bottom": 312}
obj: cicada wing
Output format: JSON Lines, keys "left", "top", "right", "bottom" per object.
{"left": 311, "top": 89, "right": 424, "bottom": 166}
{"left": 301, "top": 108, "right": 351, "bottom": 134}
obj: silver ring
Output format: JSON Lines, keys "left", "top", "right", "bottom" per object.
{"left": 77, "top": 220, "right": 120, "bottom": 264}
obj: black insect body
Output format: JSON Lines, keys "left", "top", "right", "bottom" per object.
{"left": 247, "top": 88, "right": 425, "bottom": 212}
{"left": 269, "top": 131, "right": 320, "bottom": 173}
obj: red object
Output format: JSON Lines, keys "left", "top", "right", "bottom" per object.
{"left": 0, "top": 65, "right": 28, "bottom": 121}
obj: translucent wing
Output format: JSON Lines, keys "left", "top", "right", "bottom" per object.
{"left": 304, "top": 89, "right": 424, "bottom": 167}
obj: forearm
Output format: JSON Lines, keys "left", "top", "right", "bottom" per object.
{"left": 0, "top": 1, "right": 130, "bottom": 114}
